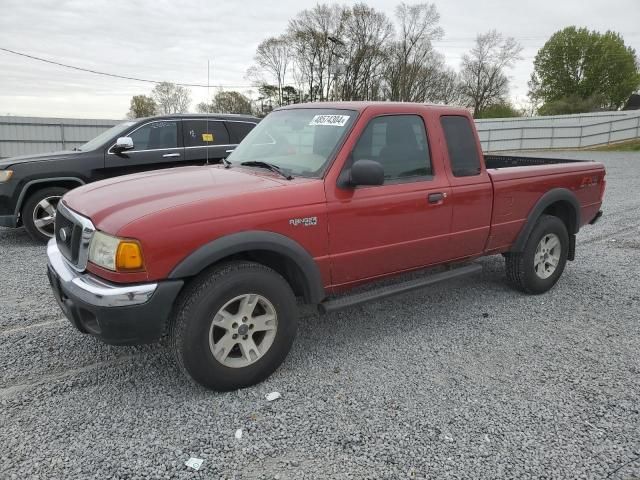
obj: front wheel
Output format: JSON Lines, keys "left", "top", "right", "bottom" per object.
{"left": 22, "top": 187, "right": 68, "bottom": 243}
{"left": 170, "top": 261, "right": 298, "bottom": 391}
{"left": 505, "top": 214, "right": 569, "bottom": 294}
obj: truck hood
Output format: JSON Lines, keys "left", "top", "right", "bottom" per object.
{"left": 63, "top": 165, "right": 288, "bottom": 231}
{"left": 0, "top": 150, "right": 80, "bottom": 168}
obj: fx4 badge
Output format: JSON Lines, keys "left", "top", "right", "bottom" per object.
{"left": 289, "top": 216, "right": 318, "bottom": 227}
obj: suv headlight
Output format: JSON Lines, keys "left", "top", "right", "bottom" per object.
{"left": 0, "top": 170, "right": 13, "bottom": 182}
{"left": 88, "top": 231, "right": 145, "bottom": 272}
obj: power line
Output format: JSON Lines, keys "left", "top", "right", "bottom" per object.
{"left": 0, "top": 47, "right": 258, "bottom": 89}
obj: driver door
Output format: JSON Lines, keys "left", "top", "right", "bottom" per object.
{"left": 105, "top": 119, "right": 185, "bottom": 177}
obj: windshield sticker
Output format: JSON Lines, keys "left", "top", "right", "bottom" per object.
{"left": 309, "top": 114, "right": 350, "bottom": 127}
{"left": 202, "top": 133, "right": 214, "bottom": 142}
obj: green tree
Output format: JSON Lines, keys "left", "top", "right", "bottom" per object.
{"left": 475, "top": 102, "right": 522, "bottom": 119}
{"left": 127, "top": 95, "right": 157, "bottom": 118}
{"left": 197, "top": 91, "right": 253, "bottom": 115}
{"left": 530, "top": 27, "right": 640, "bottom": 114}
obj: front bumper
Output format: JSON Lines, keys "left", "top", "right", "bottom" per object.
{"left": 46, "top": 240, "right": 183, "bottom": 345}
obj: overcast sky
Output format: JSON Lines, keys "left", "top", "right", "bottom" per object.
{"left": 1, "top": 0, "right": 638, "bottom": 119}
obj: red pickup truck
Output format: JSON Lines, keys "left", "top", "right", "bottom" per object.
{"left": 46, "top": 102, "right": 605, "bottom": 391}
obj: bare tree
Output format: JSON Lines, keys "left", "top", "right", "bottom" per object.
{"left": 384, "top": 3, "right": 444, "bottom": 102}
{"left": 459, "top": 30, "right": 522, "bottom": 117}
{"left": 151, "top": 82, "right": 191, "bottom": 114}
{"left": 252, "top": 35, "right": 291, "bottom": 106}
{"left": 287, "top": 4, "right": 348, "bottom": 101}
{"left": 339, "top": 3, "right": 394, "bottom": 101}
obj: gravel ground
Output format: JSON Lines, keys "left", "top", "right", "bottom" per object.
{"left": 1, "top": 151, "right": 639, "bottom": 479}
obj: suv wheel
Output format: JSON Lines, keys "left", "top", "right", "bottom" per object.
{"left": 170, "top": 261, "right": 298, "bottom": 391}
{"left": 505, "top": 214, "right": 569, "bottom": 294}
{"left": 22, "top": 187, "right": 68, "bottom": 243}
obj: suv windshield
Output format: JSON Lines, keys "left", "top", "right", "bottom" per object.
{"left": 79, "top": 121, "right": 135, "bottom": 151}
{"left": 227, "top": 108, "right": 357, "bottom": 177}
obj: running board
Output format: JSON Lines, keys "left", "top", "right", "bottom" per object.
{"left": 318, "top": 263, "right": 482, "bottom": 314}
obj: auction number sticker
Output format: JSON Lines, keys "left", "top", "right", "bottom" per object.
{"left": 309, "top": 114, "right": 350, "bottom": 127}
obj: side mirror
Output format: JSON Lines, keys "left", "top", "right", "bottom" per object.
{"left": 113, "top": 137, "right": 134, "bottom": 152}
{"left": 349, "top": 159, "right": 384, "bottom": 187}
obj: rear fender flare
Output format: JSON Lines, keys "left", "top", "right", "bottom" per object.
{"left": 511, "top": 188, "right": 580, "bottom": 252}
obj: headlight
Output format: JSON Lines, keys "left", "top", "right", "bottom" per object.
{"left": 0, "top": 170, "right": 13, "bottom": 182}
{"left": 88, "top": 231, "right": 145, "bottom": 272}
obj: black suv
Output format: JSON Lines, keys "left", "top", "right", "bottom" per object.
{"left": 0, "top": 114, "right": 258, "bottom": 242}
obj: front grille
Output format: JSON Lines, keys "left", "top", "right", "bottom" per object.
{"left": 54, "top": 202, "right": 95, "bottom": 271}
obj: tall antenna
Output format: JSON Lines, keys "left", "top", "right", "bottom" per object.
{"left": 206, "top": 59, "right": 210, "bottom": 166}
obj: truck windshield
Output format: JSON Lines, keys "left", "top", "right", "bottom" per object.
{"left": 78, "top": 121, "right": 135, "bottom": 152}
{"left": 227, "top": 108, "right": 357, "bottom": 177}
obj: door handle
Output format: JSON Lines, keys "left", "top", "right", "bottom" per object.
{"left": 428, "top": 192, "right": 445, "bottom": 204}
{"left": 162, "top": 153, "right": 180, "bottom": 158}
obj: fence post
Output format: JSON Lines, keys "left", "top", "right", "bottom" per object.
{"left": 60, "top": 123, "right": 66, "bottom": 150}
{"left": 579, "top": 125, "right": 583, "bottom": 148}
{"left": 550, "top": 126, "right": 554, "bottom": 149}
{"left": 607, "top": 120, "right": 613, "bottom": 145}
{"left": 487, "top": 128, "right": 491, "bottom": 152}
{"left": 636, "top": 115, "right": 640, "bottom": 139}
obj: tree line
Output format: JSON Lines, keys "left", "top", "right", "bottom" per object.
{"left": 126, "top": 3, "right": 640, "bottom": 119}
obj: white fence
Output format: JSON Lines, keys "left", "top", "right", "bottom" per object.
{"left": 476, "top": 110, "right": 640, "bottom": 152}
{"left": 0, "top": 116, "right": 120, "bottom": 158}
{"left": 1, "top": 110, "right": 640, "bottom": 158}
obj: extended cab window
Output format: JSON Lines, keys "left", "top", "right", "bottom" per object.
{"left": 129, "top": 121, "right": 178, "bottom": 151}
{"left": 183, "top": 120, "right": 230, "bottom": 147}
{"left": 353, "top": 115, "right": 432, "bottom": 182}
{"left": 441, "top": 116, "right": 481, "bottom": 177}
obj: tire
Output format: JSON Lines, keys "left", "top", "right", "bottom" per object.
{"left": 22, "top": 187, "right": 68, "bottom": 243}
{"left": 170, "top": 261, "right": 298, "bottom": 391}
{"left": 505, "top": 214, "right": 569, "bottom": 294}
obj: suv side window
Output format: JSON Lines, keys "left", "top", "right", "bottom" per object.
{"left": 226, "top": 121, "right": 257, "bottom": 144}
{"left": 352, "top": 115, "right": 432, "bottom": 182}
{"left": 183, "top": 120, "right": 230, "bottom": 147}
{"left": 441, "top": 116, "right": 481, "bottom": 177}
{"left": 129, "top": 121, "right": 178, "bottom": 151}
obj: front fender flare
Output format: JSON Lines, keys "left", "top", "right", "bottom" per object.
{"left": 168, "top": 230, "right": 325, "bottom": 304}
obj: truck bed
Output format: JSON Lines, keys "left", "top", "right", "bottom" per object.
{"left": 484, "top": 154, "right": 585, "bottom": 169}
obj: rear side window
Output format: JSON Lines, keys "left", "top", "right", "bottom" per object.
{"left": 441, "top": 116, "right": 481, "bottom": 177}
{"left": 183, "top": 120, "right": 230, "bottom": 147}
{"left": 352, "top": 115, "right": 432, "bottom": 182}
{"left": 226, "top": 121, "right": 257, "bottom": 144}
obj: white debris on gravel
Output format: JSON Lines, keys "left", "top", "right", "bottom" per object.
{"left": 265, "top": 391, "right": 281, "bottom": 402}
{"left": 234, "top": 428, "right": 243, "bottom": 440}
{"left": 184, "top": 457, "right": 203, "bottom": 470}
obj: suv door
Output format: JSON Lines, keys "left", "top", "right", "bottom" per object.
{"left": 326, "top": 113, "right": 453, "bottom": 286}
{"left": 182, "top": 119, "right": 234, "bottom": 164}
{"left": 105, "top": 119, "right": 184, "bottom": 176}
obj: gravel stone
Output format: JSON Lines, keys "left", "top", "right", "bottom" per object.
{"left": 0, "top": 151, "right": 639, "bottom": 479}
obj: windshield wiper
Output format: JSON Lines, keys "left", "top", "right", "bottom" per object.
{"left": 240, "top": 161, "right": 293, "bottom": 180}
{"left": 72, "top": 147, "right": 82, "bottom": 151}
{"left": 221, "top": 157, "right": 232, "bottom": 168}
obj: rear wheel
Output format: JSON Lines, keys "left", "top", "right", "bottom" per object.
{"left": 170, "top": 261, "right": 298, "bottom": 391}
{"left": 22, "top": 187, "right": 68, "bottom": 243}
{"left": 505, "top": 214, "right": 569, "bottom": 294}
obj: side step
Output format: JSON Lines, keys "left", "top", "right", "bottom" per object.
{"left": 318, "top": 263, "right": 482, "bottom": 314}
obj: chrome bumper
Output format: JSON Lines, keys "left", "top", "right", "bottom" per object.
{"left": 46, "top": 239, "right": 157, "bottom": 307}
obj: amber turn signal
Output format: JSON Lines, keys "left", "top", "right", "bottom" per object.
{"left": 115, "top": 241, "right": 144, "bottom": 271}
